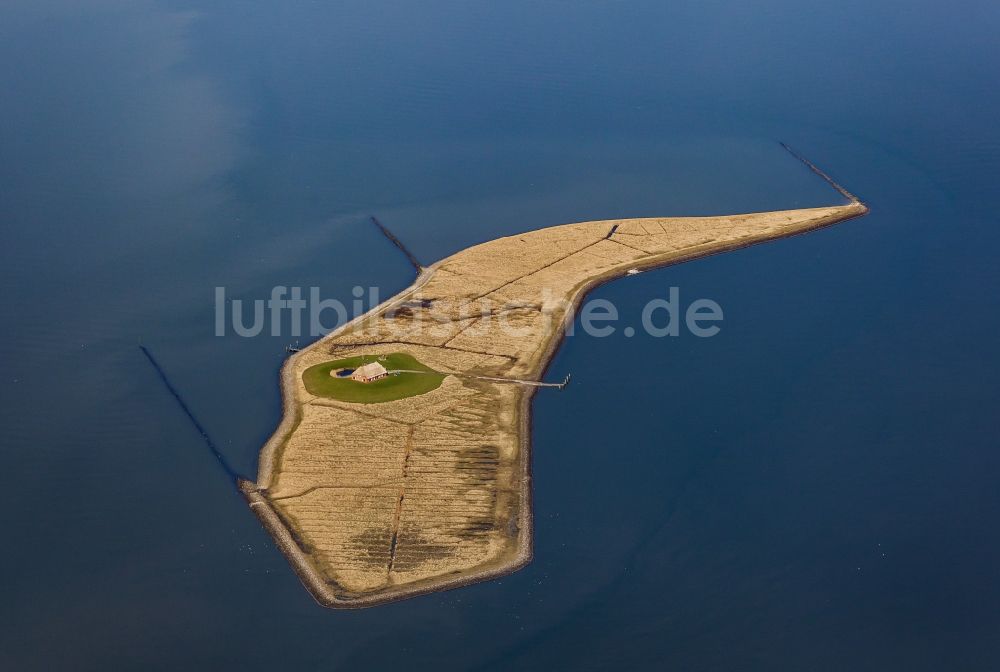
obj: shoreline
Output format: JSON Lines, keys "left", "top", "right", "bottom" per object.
{"left": 244, "top": 202, "right": 869, "bottom": 608}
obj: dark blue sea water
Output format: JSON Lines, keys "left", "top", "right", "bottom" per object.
{"left": 2, "top": 1, "right": 999, "bottom": 669}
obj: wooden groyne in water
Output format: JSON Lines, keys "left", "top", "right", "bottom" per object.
{"left": 371, "top": 216, "right": 423, "bottom": 272}
{"left": 780, "top": 142, "right": 863, "bottom": 203}
{"left": 140, "top": 346, "right": 242, "bottom": 483}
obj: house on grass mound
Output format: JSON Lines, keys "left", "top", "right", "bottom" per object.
{"left": 351, "top": 362, "right": 388, "bottom": 383}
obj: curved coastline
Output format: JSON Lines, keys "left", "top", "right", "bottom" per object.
{"left": 244, "top": 201, "right": 869, "bottom": 608}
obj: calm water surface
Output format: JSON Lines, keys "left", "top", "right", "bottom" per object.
{"left": 2, "top": 1, "right": 999, "bottom": 669}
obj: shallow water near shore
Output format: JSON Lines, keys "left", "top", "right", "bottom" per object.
{"left": 2, "top": 1, "right": 999, "bottom": 669}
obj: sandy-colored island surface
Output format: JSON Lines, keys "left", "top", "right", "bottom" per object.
{"left": 243, "top": 200, "right": 868, "bottom": 607}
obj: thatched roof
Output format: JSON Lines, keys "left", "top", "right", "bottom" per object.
{"left": 352, "top": 362, "right": 388, "bottom": 380}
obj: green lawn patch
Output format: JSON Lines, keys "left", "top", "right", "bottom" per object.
{"left": 301, "top": 352, "right": 445, "bottom": 404}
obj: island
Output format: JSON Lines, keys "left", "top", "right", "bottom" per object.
{"left": 241, "top": 187, "right": 868, "bottom": 608}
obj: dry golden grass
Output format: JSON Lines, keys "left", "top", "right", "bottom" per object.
{"left": 249, "top": 203, "right": 867, "bottom": 606}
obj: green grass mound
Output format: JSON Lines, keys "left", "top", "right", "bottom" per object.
{"left": 302, "top": 352, "right": 445, "bottom": 404}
